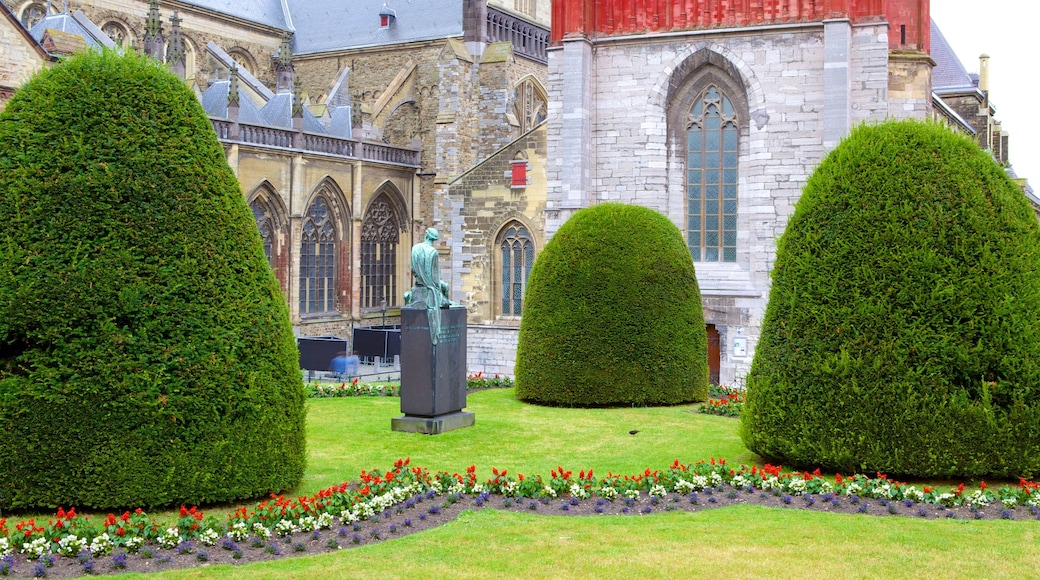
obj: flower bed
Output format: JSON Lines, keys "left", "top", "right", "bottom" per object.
{"left": 1, "top": 459, "right": 1037, "bottom": 577}
{"left": 698, "top": 385, "right": 744, "bottom": 417}
{"left": 305, "top": 373, "right": 514, "bottom": 398}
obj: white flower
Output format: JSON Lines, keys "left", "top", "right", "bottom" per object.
{"left": 274, "top": 519, "right": 299, "bottom": 537}
{"left": 649, "top": 484, "right": 667, "bottom": 498}
{"left": 228, "top": 522, "right": 250, "bottom": 542}
{"left": 157, "top": 527, "right": 181, "bottom": 549}
{"left": 675, "top": 479, "right": 696, "bottom": 494}
{"left": 197, "top": 528, "right": 220, "bottom": 546}
{"left": 903, "top": 487, "right": 925, "bottom": 503}
{"left": 965, "top": 490, "right": 990, "bottom": 509}
{"left": 56, "top": 534, "right": 89, "bottom": 557}
{"left": 21, "top": 537, "right": 50, "bottom": 559}
{"left": 844, "top": 482, "right": 863, "bottom": 496}
{"left": 316, "top": 513, "right": 334, "bottom": 529}
{"left": 124, "top": 537, "right": 145, "bottom": 553}
{"left": 543, "top": 485, "right": 557, "bottom": 498}
{"left": 761, "top": 476, "right": 782, "bottom": 491}
{"left": 471, "top": 483, "right": 487, "bottom": 495}
{"left": 623, "top": 489, "right": 640, "bottom": 500}
{"left": 599, "top": 486, "right": 618, "bottom": 501}
{"left": 569, "top": 482, "right": 590, "bottom": 500}
{"left": 1001, "top": 497, "right": 1018, "bottom": 508}
{"left": 0, "top": 538, "right": 11, "bottom": 558}
{"left": 731, "top": 474, "right": 753, "bottom": 489}
{"left": 89, "top": 533, "right": 114, "bottom": 556}
{"left": 937, "top": 492, "right": 958, "bottom": 507}
{"left": 709, "top": 472, "right": 724, "bottom": 487}
{"left": 252, "top": 522, "right": 272, "bottom": 539}
{"left": 787, "top": 478, "right": 806, "bottom": 496}
{"left": 502, "top": 481, "right": 520, "bottom": 497}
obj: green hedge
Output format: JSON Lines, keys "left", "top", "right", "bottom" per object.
{"left": 741, "top": 119, "right": 1040, "bottom": 478}
{"left": 0, "top": 50, "right": 306, "bottom": 509}
{"left": 515, "top": 203, "right": 708, "bottom": 406}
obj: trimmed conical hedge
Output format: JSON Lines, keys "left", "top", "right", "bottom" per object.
{"left": 515, "top": 203, "right": 708, "bottom": 407}
{"left": 741, "top": 119, "right": 1040, "bottom": 478}
{"left": 0, "top": 50, "right": 306, "bottom": 509}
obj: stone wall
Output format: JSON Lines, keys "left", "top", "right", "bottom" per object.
{"left": 445, "top": 123, "right": 547, "bottom": 324}
{"left": 0, "top": 8, "right": 46, "bottom": 110}
{"left": 467, "top": 324, "right": 518, "bottom": 377}
{"left": 547, "top": 21, "right": 896, "bottom": 385}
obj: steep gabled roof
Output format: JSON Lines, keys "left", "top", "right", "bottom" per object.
{"left": 287, "top": 0, "right": 463, "bottom": 55}
{"left": 930, "top": 20, "right": 977, "bottom": 92}
{"left": 180, "top": 0, "right": 292, "bottom": 31}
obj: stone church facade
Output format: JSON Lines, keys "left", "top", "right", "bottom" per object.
{"left": 3, "top": 0, "right": 1029, "bottom": 381}
{"left": 547, "top": 1, "right": 935, "bottom": 385}
{"left": 1, "top": 0, "right": 551, "bottom": 363}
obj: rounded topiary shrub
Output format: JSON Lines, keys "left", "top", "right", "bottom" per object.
{"left": 515, "top": 203, "right": 708, "bottom": 407}
{"left": 0, "top": 50, "right": 306, "bottom": 509}
{"left": 741, "top": 119, "right": 1040, "bottom": 479}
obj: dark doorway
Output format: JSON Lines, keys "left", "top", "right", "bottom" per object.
{"left": 706, "top": 324, "right": 721, "bottom": 385}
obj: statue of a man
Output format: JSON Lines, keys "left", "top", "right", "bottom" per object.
{"left": 405, "top": 228, "right": 454, "bottom": 343}
{"left": 407, "top": 227, "right": 451, "bottom": 308}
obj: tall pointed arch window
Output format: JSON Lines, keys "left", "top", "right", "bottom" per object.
{"left": 687, "top": 86, "right": 738, "bottom": 262}
{"left": 513, "top": 78, "right": 547, "bottom": 134}
{"left": 250, "top": 197, "right": 276, "bottom": 268}
{"left": 499, "top": 223, "right": 534, "bottom": 317}
{"left": 361, "top": 197, "right": 399, "bottom": 309}
{"left": 300, "top": 197, "right": 336, "bottom": 314}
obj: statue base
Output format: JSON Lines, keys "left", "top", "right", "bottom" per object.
{"left": 391, "top": 305, "right": 473, "bottom": 434}
{"left": 391, "top": 411, "right": 475, "bottom": 435}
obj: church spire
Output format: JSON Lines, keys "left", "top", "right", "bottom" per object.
{"left": 274, "top": 33, "right": 294, "bottom": 93}
{"left": 142, "top": 0, "right": 164, "bottom": 61}
{"left": 167, "top": 10, "right": 185, "bottom": 79}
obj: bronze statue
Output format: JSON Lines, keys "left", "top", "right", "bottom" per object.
{"left": 405, "top": 227, "right": 454, "bottom": 343}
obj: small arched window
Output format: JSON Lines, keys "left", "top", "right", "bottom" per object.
{"left": 21, "top": 2, "right": 47, "bottom": 28}
{"left": 101, "top": 21, "right": 129, "bottom": 46}
{"left": 499, "top": 223, "right": 534, "bottom": 317}
{"left": 299, "top": 197, "right": 336, "bottom": 314}
{"left": 686, "top": 85, "right": 738, "bottom": 262}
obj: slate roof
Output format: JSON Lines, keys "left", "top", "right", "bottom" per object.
{"left": 201, "top": 80, "right": 268, "bottom": 125}
{"left": 931, "top": 20, "right": 977, "bottom": 92}
{"left": 29, "top": 11, "right": 108, "bottom": 50}
{"left": 180, "top": 0, "right": 292, "bottom": 31}
{"left": 286, "top": 0, "right": 463, "bottom": 55}
{"left": 261, "top": 91, "right": 328, "bottom": 133}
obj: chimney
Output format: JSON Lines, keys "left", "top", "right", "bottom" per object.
{"left": 978, "top": 54, "right": 990, "bottom": 93}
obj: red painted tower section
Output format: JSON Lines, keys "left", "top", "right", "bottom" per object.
{"left": 551, "top": 0, "right": 927, "bottom": 48}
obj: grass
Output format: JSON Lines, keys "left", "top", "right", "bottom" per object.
{"left": 129, "top": 507, "right": 1040, "bottom": 579}
{"left": 302, "top": 388, "right": 756, "bottom": 494}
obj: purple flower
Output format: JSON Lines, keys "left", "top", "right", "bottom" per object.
{"left": 781, "top": 495, "right": 793, "bottom": 505}
{"left": 404, "top": 519, "right": 413, "bottom": 527}
{"left": 111, "top": 552, "right": 129, "bottom": 569}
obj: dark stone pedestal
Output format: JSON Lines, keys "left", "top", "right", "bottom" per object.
{"left": 392, "top": 306, "right": 473, "bottom": 434}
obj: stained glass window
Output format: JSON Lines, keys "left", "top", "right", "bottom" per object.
{"left": 687, "top": 86, "right": 738, "bottom": 262}
{"left": 361, "top": 197, "right": 399, "bottom": 309}
{"left": 499, "top": 224, "right": 534, "bottom": 316}
{"left": 299, "top": 197, "right": 336, "bottom": 314}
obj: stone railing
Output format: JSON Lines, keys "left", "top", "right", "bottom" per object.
{"left": 487, "top": 6, "right": 548, "bottom": 63}
{"left": 361, "top": 142, "right": 422, "bottom": 166}
{"left": 209, "top": 118, "right": 418, "bottom": 167}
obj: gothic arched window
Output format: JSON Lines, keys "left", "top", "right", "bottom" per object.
{"left": 101, "top": 21, "right": 129, "bottom": 46}
{"left": 21, "top": 2, "right": 47, "bottom": 28}
{"left": 498, "top": 223, "right": 534, "bottom": 317}
{"left": 686, "top": 86, "right": 738, "bottom": 262}
{"left": 299, "top": 197, "right": 336, "bottom": 314}
{"left": 513, "top": 78, "right": 547, "bottom": 133}
{"left": 361, "top": 196, "right": 400, "bottom": 309}
{"left": 250, "top": 197, "right": 276, "bottom": 268}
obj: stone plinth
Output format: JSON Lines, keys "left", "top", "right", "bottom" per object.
{"left": 392, "top": 306, "right": 473, "bottom": 434}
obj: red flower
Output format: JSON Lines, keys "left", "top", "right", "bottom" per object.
{"left": 923, "top": 486, "right": 934, "bottom": 493}
{"left": 116, "top": 527, "right": 126, "bottom": 537}
{"left": 835, "top": 473, "right": 844, "bottom": 485}
{"left": 979, "top": 481, "right": 987, "bottom": 491}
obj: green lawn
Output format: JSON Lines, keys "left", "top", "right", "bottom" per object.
{"left": 129, "top": 388, "right": 1039, "bottom": 578}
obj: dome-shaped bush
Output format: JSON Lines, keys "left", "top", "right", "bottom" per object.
{"left": 0, "top": 50, "right": 306, "bottom": 509}
{"left": 741, "top": 119, "right": 1040, "bottom": 478}
{"left": 515, "top": 203, "right": 708, "bottom": 406}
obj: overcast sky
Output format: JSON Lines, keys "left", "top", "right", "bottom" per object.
{"left": 930, "top": 2, "right": 1037, "bottom": 186}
